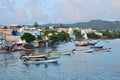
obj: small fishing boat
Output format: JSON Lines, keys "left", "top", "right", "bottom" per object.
{"left": 0, "top": 50, "right": 13, "bottom": 54}
{"left": 75, "top": 43, "right": 90, "bottom": 46}
{"left": 23, "top": 56, "right": 60, "bottom": 64}
{"left": 50, "top": 51, "right": 72, "bottom": 56}
{"left": 75, "top": 42, "right": 97, "bottom": 47}
{"left": 89, "top": 42, "right": 98, "bottom": 46}
{"left": 75, "top": 40, "right": 99, "bottom": 47}
{"left": 72, "top": 49, "right": 94, "bottom": 54}
{"left": 90, "top": 46, "right": 103, "bottom": 49}
{"left": 95, "top": 48, "right": 111, "bottom": 52}
{"left": 21, "top": 54, "right": 47, "bottom": 59}
{"left": 21, "top": 53, "right": 60, "bottom": 64}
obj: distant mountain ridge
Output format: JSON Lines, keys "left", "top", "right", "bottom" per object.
{"left": 42, "top": 20, "right": 120, "bottom": 31}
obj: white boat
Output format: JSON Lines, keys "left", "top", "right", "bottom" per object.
{"left": 50, "top": 51, "right": 72, "bottom": 56}
{"left": 95, "top": 48, "right": 111, "bottom": 52}
{"left": 23, "top": 56, "right": 60, "bottom": 64}
{"left": 21, "top": 54, "right": 47, "bottom": 59}
{"left": 72, "top": 49, "right": 94, "bottom": 54}
{"left": 21, "top": 54, "right": 60, "bottom": 64}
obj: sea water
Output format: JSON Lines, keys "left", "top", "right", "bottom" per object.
{"left": 0, "top": 39, "right": 120, "bottom": 80}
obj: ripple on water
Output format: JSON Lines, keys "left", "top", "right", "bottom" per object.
{"left": 0, "top": 39, "right": 120, "bottom": 80}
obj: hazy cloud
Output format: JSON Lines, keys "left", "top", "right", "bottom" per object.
{"left": 106, "top": 0, "right": 120, "bottom": 19}
{"left": 0, "top": 0, "right": 120, "bottom": 24}
{"left": 25, "top": 0, "right": 48, "bottom": 23}
{"left": 52, "top": 0, "right": 107, "bottom": 23}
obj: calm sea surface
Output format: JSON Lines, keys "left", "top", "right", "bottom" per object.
{"left": 0, "top": 39, "right": 120, "bottom": 80}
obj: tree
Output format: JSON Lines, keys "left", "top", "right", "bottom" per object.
{"left": 34, "top": 22, "right": 39, "bottom": 29}
{"left": 37, "top": 35, "right": 42, "bottom": 40}
{"left": 16, "top": 25, "right": 22, "bottom": 28}
{"left": 49, "top": 34, "right": 59, "bottom": 42}
{"left": 111, "top": 31, "right": 118, "bottom": 38}
{"left": 21, "top": 33, "right": 35, "bottom": 43}
{"left": 49, "top": 31, "right": 69, "bottom": 42}
{"left": 43, "top": 29, "right": 54, "bottom": 39}
{"left": 117, "top": 32, "right": 120, "bottom": 38}
{"left": 102, "top": 30, "right": 113, "bottom": 38}
{"left": 57, "top": 31, "right": 69, "bottom": 41}
{"left": 87, "top": 32, "right": 101, "bottom": 39}
{"left": 43, "top": 29, "right": 50, "bottom": 36}
{"left": 73, "top": 30, "right": 82, "bottom": 39}
{"left": 3, "top": 26, "right": 8, "bottom": 29}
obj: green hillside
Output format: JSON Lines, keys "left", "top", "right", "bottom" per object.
{"left": 42, "top": 20, "right": 120, "bottom": 31}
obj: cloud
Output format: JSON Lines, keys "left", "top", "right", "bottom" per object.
{"left": 0, "top": 0, "right": 29, "bottom": 24}
{"left": 106, "top": 0, "right": 120, "bottom": 19}
{"left": 0, "top": 0, "right": 48, "bottom": 24}
{"left": 52, "top": 0, "right": 106, "bottom": 23}
{"left": 25, "top": 0, "right": 48, "bottom": 23}
{"left": 0, "top": 0, "right": 120, "bottom": 25}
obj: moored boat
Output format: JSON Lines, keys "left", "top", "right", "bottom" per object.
{"left": 95, "top": 48, "right": 111, "bottom": 52}
{"left": 21, "top": 54, "right": 60, "bottom": 64}
{"left": 21, "top": 54, "right": 47, "bottom": 59}
{"left": 23, "top": 56, "right": 60, "bottom": 64}
{"left": 72, "top": 49, "right": 94, "bottom": 53}
{"left": 75, "top": 41, "right": 99, "bottom": 47}
{"left": 75, "top": 43, "right": 90, "bottom": 46}
{"left": 50, "top": 51, "right": 72, "bottom": 56}
{"left": 90, "top": 46, "right": 103, "bottom": 49}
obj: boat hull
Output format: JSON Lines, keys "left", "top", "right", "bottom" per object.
{"left": 72, "top": 49, "right": 94, "bottom": 53}
{"left": 95, "top": 48, "right": 111, "bottom": 52}
{"left": 23, "top": 57, "right": 59, "bottom": 64}
{"left": 50, "top": 51, "right": 72, "bottom": 56}
{"left": 90, "top": 46, "right": 103, "bottom": 49}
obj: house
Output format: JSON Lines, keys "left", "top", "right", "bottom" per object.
{"left": 0, "top": 29, "right": 12, "bottom": 35}
{"left": 57, "top": 28, "right": 68, "bottom": 33}
{"left": 31, "top": 29, "right": 42, "bottom": 36}
{"left": 68, "top": 28, "right": 73, "bottom": 35}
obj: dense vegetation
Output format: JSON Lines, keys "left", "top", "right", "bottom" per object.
{"left": 21, "top": 33, "right": 35, "bottom": 43}
{"left": 87, "top": 32, "right": 101, "bottom": 39}
{"left": 73, "top": 30, "right": 82, "bottom": 39}
{"left": 42, "top": 20, "right": 120, "bottom": 31}
{"left": 101, "top": 30, "right": 120, "bottom": 38}
{"left": 49, "top": 31, "right": 69, "bottom": 42}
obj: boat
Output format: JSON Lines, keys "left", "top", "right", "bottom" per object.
{"left": 23, "top": 56, "right": 60, "bottom": 64}
{"left": 0, "top": 50, "right": 14, "bottom": 54}
{"left": 75, "top": 43, "right": 90, "bottom": 46}
{"left": 21, "top": 54, "right": 60, "bottom": 64}
{"left": 72, "top": 49, "right": 94, "bottom": 53}
{"left": 95, "top": 48, "right": 111, "bottom": 52}
{"left": 21, "top": 54, "right": 47, "bottom": 59}
{"left": 75, "top": 40, "right": 99, "bottom": 47}
{"left": 90, "top": 46, "right": 103, "bottom": 49}
{"left": 89, "top": 42, "right": 98, "bottom": 46}
{"left": 50, "top": 51, "right": 72, "bottom": 56}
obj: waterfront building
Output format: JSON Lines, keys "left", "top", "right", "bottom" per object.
{"left": 8, "top": 24, "right": 19, "bottom": 27}
{"left": 0, "top": 29, "right": 12, "bottom": 35}
{"left": 81, "top": 29, "right": 88, "bottom": 40}
{"left": 49, "top": 26, "right": 54, "bottom": 30}
{"left": 57, "top": 28, "right": 68, "bottom": 33}
{"left": 81, "top": 28, "right": 96, "bottom": 33}
{"left": 68, "top": 28, "right": 73, "bottom": 35}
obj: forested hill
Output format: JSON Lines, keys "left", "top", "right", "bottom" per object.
{"left": 42, "top": 20, "right": 120, "bottom": 31}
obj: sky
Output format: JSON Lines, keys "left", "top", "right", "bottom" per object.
{"left": 0, "top": 0, "right": 120, "bottom": 25}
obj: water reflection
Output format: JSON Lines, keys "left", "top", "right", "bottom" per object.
{"left": 0, "top": 39, "right": 120, "bottom": 80}
{"left": 0, "top": 53, "right": 17, "bottom": 67}
{"left": 23, "top": 62, "right": 59, "bottom": 68}
{"left": 51, "top": 46, "right": 58, "bottom": 51}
